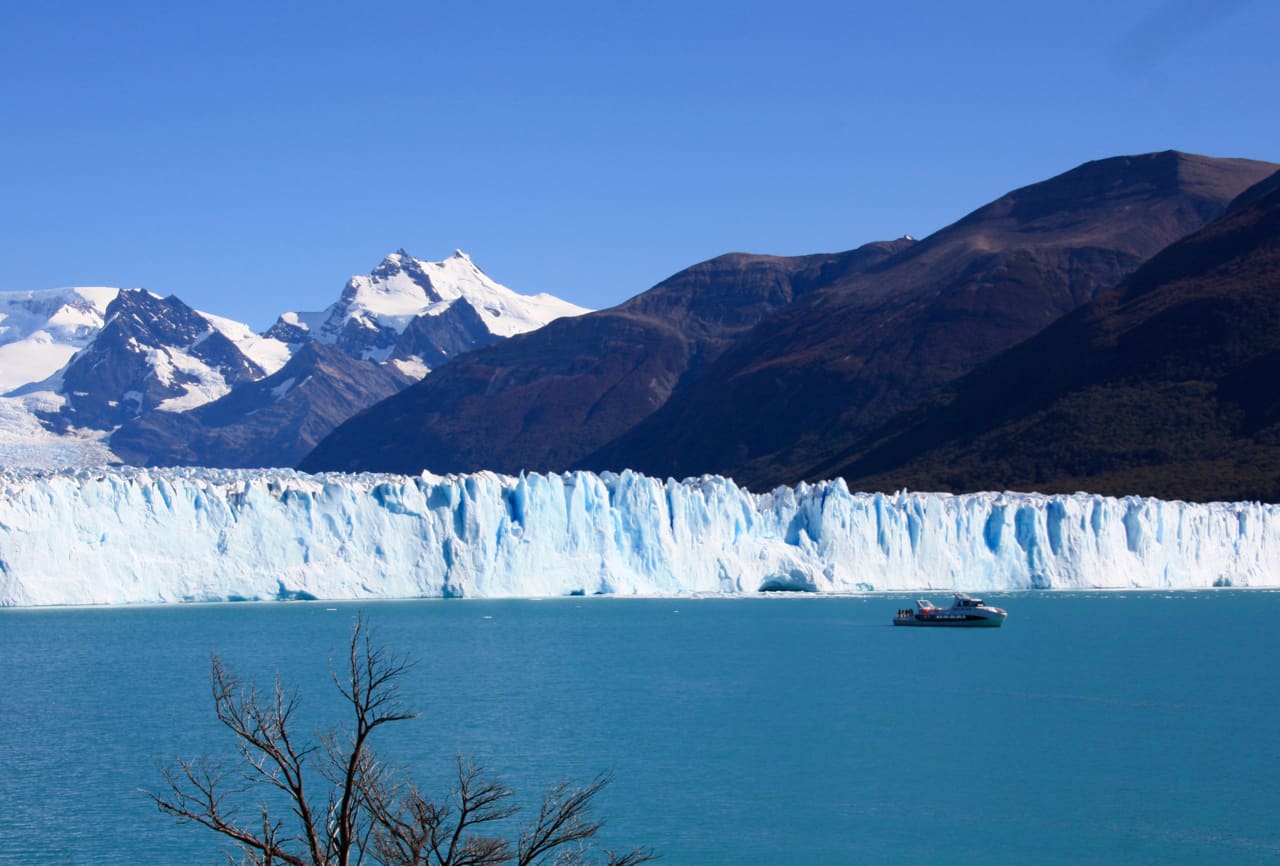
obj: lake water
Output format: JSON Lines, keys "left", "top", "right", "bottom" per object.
{"left": 2, "top": 592, "right": 1279, "bottom": 865}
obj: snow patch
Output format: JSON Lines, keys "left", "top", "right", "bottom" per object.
{"left": 197, "top": 310, "right": 291, "bottom": 374}
{"left": 389, "top": 356, "right": 430, "bottom": 380}
{"left": 151, "top": 347, "right": 235, "bottom": 412}
{"left": 269, "top": 377, "right": 297, "bottom": 401}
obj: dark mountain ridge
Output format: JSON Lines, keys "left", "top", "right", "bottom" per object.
{"left": 579, "top": 152, "right": 1278, "bottom": 486}
{"left": 25, "top": 249, "right": 574, "bottom": 468}
{"left": 24, "top": 289, "right": 265, "bottom": 432}
{"left": 826, "top": 167, "right": 1280, "bottom": 502}
{"left": 302, "top": 151, "right": 1277, "bottom": 490}
{"left": 110, "top": 342, "right": 413, "bottom": 468}
{"left": 300, "top": 240, "right": 913, "bottom": 474}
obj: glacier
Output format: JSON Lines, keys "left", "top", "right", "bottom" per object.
{"left": 1, "top": 466, "right": 1277, "bottom": 606}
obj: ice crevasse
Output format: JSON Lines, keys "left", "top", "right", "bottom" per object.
{"left": 0, "top": 467, "right": 1277, "bottom": 606}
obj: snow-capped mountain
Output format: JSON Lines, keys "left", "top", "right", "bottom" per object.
{"left": 0, "top": 249, "right": 590, "bottom": 468}
{"left": 266, "top": 249, "right": 589, "bottom": 378}
{"left": 0, "top": 287, "right": 292, "bottom": 401}
{"left": 0, "top": 287, "right": 293, "bottom": 465}
{"left": 109, "top": 341, "right": 412, "bottom": 468}
{"left": 0, "top": 287, "right": 119, "bottom": 394}
{"left": 28, "top": 289, "right": 281, "bottom": 430}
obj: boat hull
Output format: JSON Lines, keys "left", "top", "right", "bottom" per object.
{"left": 893, "top": 614, "right": 1005, "bottom": 628}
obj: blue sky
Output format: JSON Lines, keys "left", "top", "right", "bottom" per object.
{"left": 1, "top": 0, "right": 1275, "bottom": 329}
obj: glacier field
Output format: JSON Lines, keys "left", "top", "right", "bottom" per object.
{"left": 1, "top": 467, "right": 1278, "bottom": 606}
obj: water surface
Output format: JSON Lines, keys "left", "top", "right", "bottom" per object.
{"left": 1, "top": 592, "right": 1278, "bottom": 864}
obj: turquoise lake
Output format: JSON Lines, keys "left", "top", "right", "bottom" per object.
{"left": 2, "top": 592, "right": 1279, "bottom": 865}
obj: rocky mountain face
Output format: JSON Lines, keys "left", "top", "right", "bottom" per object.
{"left": 827, "top": 167, "right": 1280, "bottom": 502}
{"left": 580, "top": 152, "right": 1279, "bottom": 487}
{"left": 386, "top": 297, "right": 502, "bottom": 372}
{"left": 34, "top": 289, "right": 268, "bottom": 431}
{"left": 7, "top": 151, "right": 1277, "bottom": 498}
{"left": 0, "top": 251, "right": 587, "bottom": 468}
{"left": 265, "top": 249, "right": 586, "bottom": 378}
{"left": 302, "top": 152, "right": 1278, "bottom": 490}
{"left": 109, "top": 342, "right": 413, "bottom": 468}
{"left": 300, "top": 240, "right": 914, "bottom": 474}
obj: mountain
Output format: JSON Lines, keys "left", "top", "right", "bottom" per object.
{"left": 304, "top": 151, "right": 1277, "bottom": 482}
{"left": 109, "top": 342, "right": 412, "bottom": 467}
{"left": 0, "top": 286, "right": 288, "bottom": 466}
{"left": 265, "top": 249, "right": 588, "bottom": 378}
{"left": 0, "top": 250, "right": 589, "bottom": 468}
{"left": 116, "top": 249, "right": 589, "bottom": 468}
{"left": 0, "top": 286, "right": 118, "bottom": 394}
{"left": 824, "top": 167, "right": 1280, "bottom": 502}
{"left": 299, "top": 240, "right": 914, "bottom": 474}
{"left": 581, "top": 152, "right": 1278, "bottom": 488}
{"left": 23, "top": 289, "right": 278, "bottom": 431}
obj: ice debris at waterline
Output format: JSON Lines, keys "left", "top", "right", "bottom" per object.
{"left": 0, "top": 467, "right": 1277, "bottom": 606}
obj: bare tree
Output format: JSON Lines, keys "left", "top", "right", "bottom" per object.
{"left": 147, "top": 615, "right": 654, "bottom": 866}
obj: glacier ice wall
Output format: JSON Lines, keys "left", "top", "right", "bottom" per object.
{"left": 1, "top": 467, "right": 1278, "bottom": 606}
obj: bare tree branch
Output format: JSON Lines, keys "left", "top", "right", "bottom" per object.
{"left": 328, "top": 616, "right": 418, "bottom": 866}
{"left": 146, "top": 754, "right": 308, "bottom": 866}
{"left": 148, "top": 613, "right": 654, "bottom": 866}
{"left": 515, "top": 775, "right": 656, "bottom": 866}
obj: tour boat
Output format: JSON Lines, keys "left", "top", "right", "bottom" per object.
{"left": 893, "top": 593, "right": 1007, "bottom": 627}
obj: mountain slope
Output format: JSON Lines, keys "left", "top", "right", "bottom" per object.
{"left": 0, "top": 286, "right": 291, "bottom": 467}
{"left": 580, "top": 151, "right": 1278, "bottom": 487}
{"left": 266, "top": 249, "right": 588, "bottom": 377}
{"left": 300, "top": 240, "right": 914, "bottom": 474}
{"left": 0, "top": 287, "right": 119, "bottom": 394}
{"left": 23, "top": 289, "right": 273, "bottom": 431}
{"left": 111, "top": 249, "right": 590, "bottom": 468}
{"left": 109, "top": 342, "right": 413, "bottom": 467}
{"left": 828, "top": 168, "right": 1280, "bottom": 502}
{"left": 0, "top": 249, "right": 588, "bottom": 468}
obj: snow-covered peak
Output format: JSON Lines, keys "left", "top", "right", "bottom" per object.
{"left": 408, "top": 248, "right": 590, "bottom": 337}
{"left": 274, "top": 249, "right": 592, "bottom": 350}
{"left": 0, "top": 287, "right": 121, "bottom": 394}
{"left": 0, "top": 250, "right": 589, "bottom": 465}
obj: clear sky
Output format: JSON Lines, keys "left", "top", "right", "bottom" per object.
{"left": 1, "top": 0, "right": 1276, "bottom": 329}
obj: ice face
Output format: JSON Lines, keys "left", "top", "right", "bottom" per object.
{"left": 0, "top": 467, "right": 1276, "bottom": 606}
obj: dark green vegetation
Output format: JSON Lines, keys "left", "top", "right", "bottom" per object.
{"left": 828, "top": 169, "right": 1280, "bottom": 502}
{"left": 149, "top": 617, "right": 653, "bottom": 866}
{"left": 303, "top": 152, "right": 1280, "bottom": 502}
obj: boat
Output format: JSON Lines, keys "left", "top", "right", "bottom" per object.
{"left": 893, "top": 593, "right": 1007, "bottom": 627}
